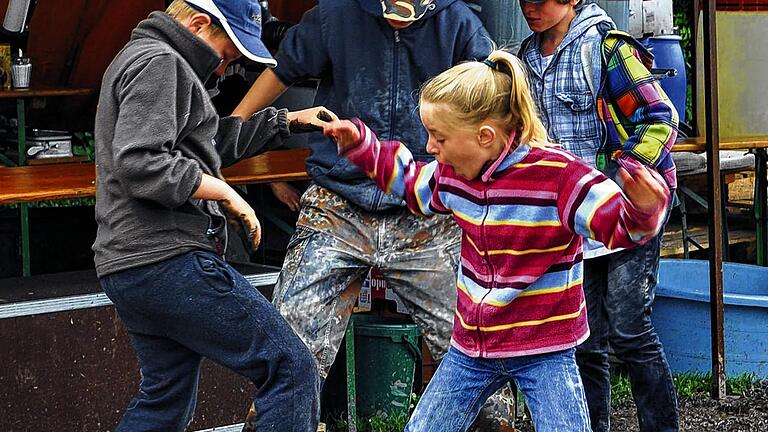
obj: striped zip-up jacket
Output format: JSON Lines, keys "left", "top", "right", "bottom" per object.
{"left": 343, "top": 120, "right": 669, "bottom": 357}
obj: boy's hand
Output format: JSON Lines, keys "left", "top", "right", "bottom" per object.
{"left": 615, "top": 160, "right": 670, "bottom": 215}
{"left": 270, "top": 181, "right": 301, "bottom": 212}
{"left": 323, "top": 120, "right": 361, "bottom": 152}
{"left": 220, "top": 189, "right": 262, "bottom": 250}
{"left": 287, "top": 106, "right": 338, "bottom": 133}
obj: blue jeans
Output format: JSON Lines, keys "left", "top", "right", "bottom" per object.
{"left": 100, "top": 250, "right": 320, "bottom": 432}
{"left": 576, "top": 233, "right": 679, "bottom": 432}
{"left": 406, "top": 347, "right": 590, "bottom": 432}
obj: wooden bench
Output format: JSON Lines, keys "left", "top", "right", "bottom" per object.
{"left": 0, "top": 147, "right": 310, "bottom": 204}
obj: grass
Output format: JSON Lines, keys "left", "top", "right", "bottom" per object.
{"left": 327, "top": 410, "right": 410, "bottom": 432}
{"left": 326, "top": 374, "right": 759, "bottom": 430}
{"left": 611, "top": 372, "right": 758, "bottom": 406}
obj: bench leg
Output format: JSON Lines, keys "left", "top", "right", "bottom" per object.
{"left": 756, "top": 149, "right": 768, "bottom": 266}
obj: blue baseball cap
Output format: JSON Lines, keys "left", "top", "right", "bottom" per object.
{"left": 185, "top": 0, "right": 277, "bottom": 67}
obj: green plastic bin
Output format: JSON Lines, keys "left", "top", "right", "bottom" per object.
{"left": 345, "top": 315, "right": 421, "bottom": 423}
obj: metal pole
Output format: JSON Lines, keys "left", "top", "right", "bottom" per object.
{"left": 702, "top": 0, "right": 726, "bottom": 399}
{"left": 756, "top": 149, "right": 767, "bottom": 266}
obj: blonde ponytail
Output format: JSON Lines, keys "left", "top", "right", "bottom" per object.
{"left": 420, "top": 49, "right": 549, "bottom": 147}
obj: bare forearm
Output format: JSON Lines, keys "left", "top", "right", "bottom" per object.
{"left": 192, "top": 173, "right": 234, "bottom": 202}
{"left": 232, "top": 68, "right": 289, "bottom": 120}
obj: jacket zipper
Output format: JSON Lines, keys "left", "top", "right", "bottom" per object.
{"left": 476, "top": 184, "right": 495, "bottom": 356}
{"left": 387, "top": 30, "right": 400, "bottom": 141}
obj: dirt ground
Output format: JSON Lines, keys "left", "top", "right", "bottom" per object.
{"left": 516, "top": 381, "right": 768, "bottom": 432}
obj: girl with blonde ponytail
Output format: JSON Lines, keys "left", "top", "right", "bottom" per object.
{"left": 323, "top": 49, "right": 671, "bottom": 432}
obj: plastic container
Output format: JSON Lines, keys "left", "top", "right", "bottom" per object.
{"left": 652, "top": 259, "right": 768, "bottom": 377}
{"left": 640, "top": 35, "right": 687, "bottom": 123}
{"left": 353, "top": 315, "right": 421, "bottom": 419}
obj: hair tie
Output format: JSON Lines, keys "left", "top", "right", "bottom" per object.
{"left": 482, "top": 58, "right": 498, "bottom": 70}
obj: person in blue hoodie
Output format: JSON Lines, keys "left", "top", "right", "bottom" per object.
{"left": 232, "top": 0, "right": 518, "bottom": 428}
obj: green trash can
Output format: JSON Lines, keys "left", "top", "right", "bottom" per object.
{"left": 349, "top": 315, "right": 421, "bottom": 421}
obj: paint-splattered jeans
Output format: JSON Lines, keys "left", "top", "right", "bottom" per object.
{"left": 576, "top": 231, "right": 680, "bottom": 432}
{"left": 407, "top": 347, "right": 591, "bottom": 432}
{"left": 273, "top": 184, "right": 461, "bottom": 375}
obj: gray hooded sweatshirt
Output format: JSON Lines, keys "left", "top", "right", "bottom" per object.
{"left": 93, "top": 12, "right": 290, "bottom": 277}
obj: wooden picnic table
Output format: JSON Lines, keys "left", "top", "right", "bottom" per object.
{"left": 0, "top": 147, "right": 310, "bottom": 205}
{"left": 0, "top": 147, "right": 310, "bottom": 276}
{"left": 674, "top": 135, "right": 768, "bottom": 153}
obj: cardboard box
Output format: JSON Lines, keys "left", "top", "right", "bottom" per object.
{"left": 0, "top": 44, "right": 10, "bottom": 89}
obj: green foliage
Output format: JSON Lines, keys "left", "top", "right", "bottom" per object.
{"left": 610, "top": 373, "right": 633, "bottom": 406}
{"left": 673, "top": 1, "right": 695, "bottom": 125}
{"left": 1, "top": 197, "right": 95, "bottom": 209}
{"left": 611, "top": 372, "right": 758, "bottom": 406}
{"left": 673, "top": 372, "right": 757, "bottom": 398}
{"left": 326, "top": 392, "right": 417, "bottom": 432}
{"left": 72, "top": 131, "right": 95, "bottom": 161}
{"left": 327, "top": 411, "right": 410, "bottom": 432}
{"left": 673, "top": 372, "right": 711, "bottom": 399}
{"left": 726, "top": 373, "right": 757, "bottom": 396}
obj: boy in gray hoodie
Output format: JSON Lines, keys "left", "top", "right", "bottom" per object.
{"left": 93, "top": 1, "right": 333, "bottom": 430}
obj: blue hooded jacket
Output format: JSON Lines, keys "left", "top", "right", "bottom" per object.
{"left": 273, "top": 0, "right": 491, "bottom": 211}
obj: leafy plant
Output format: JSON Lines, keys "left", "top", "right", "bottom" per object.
{"left": 611, "top": 372, "right": 757, "bottom": 405}
{"left": 673, "top": 1, "right": 695, "bottom": 127}
{"left": 610, "top": 373, "right": 633, "bottom": 406}
{"left": 72, "top": 131, "right": 95, "bottom": 161}
{"left": 726, "top": 373, "right": 757, "bottom": 396}
{"left": 673, "top": 372, "right": 711, "bottom": 399}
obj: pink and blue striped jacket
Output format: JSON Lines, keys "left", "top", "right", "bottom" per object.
{"left": 342, "top": 120, "right": 669, "bottom": 358}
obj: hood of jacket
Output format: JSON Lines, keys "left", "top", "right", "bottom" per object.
{"left": 356, "top": 0, "right": 459, "bottom": 21}
{"left": 557, "top": 3, "right": 614, "bottom": 51}
{"left": 130, "top": 11, "right": 221, "bottom": 83}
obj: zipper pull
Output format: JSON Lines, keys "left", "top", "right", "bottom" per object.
{"left": 394, "top": 29, "right": 400, "bottom": 43}
{"left": 596, "top": 152, "right": 607, "bottom": 170}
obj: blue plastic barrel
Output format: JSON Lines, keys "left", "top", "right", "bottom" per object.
{"left": 640, "top": 35, "right": 687, "bottom": 124}
{"left": 653, "top": 259, "right": 768, "bottom": 377}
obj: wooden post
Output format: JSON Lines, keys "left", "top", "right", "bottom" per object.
{"left": 701, "top": 0, "right": 726, "bottom": 399}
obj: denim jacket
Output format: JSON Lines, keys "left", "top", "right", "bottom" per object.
{"left": 273, "top": 0, "right": 491, "bottom": 211}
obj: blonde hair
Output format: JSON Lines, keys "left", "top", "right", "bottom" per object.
{"left": 419, "top": 49, "right": 549, "bottom": 147}
{"left": 166, "top": 0, "right": 227, "bottom": 39}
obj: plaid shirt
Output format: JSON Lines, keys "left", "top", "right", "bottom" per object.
{"left": 521, "top": 4, "right": 677, "bottom": 257}
{"left": 521, "top": 4, "right": 678, "bottom": 190}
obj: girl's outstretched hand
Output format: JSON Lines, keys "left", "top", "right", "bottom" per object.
{"left": 323, "top": 119, "right": 361, "bottom": 153}
{"left": 615, "top": 158, "right": 671, "bottom": 215}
